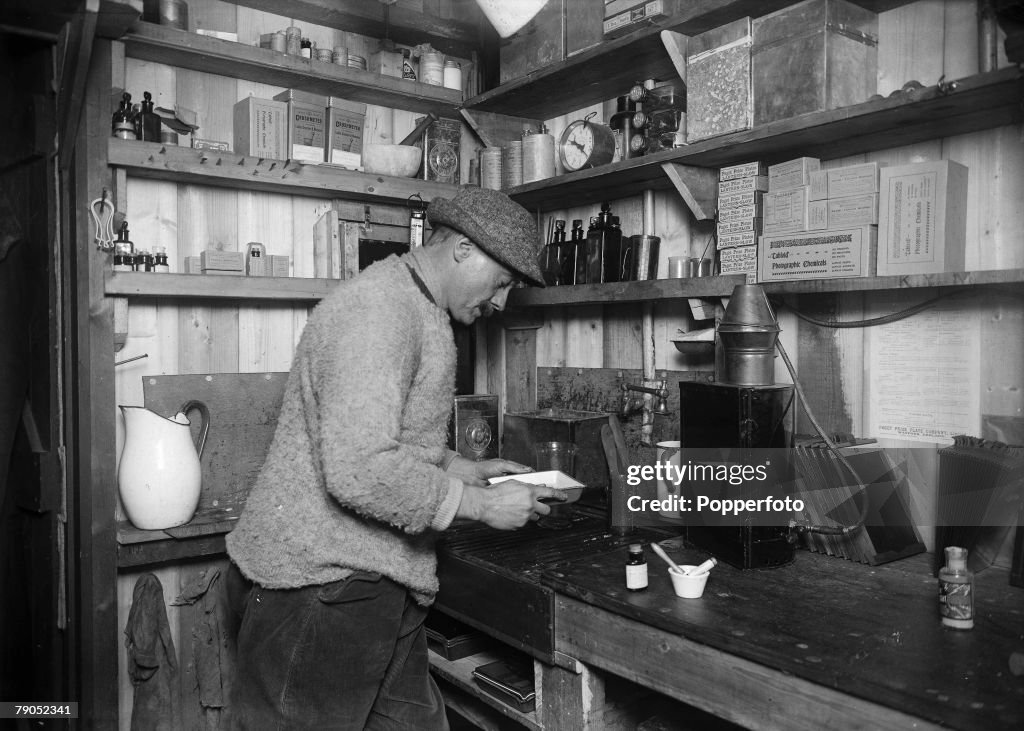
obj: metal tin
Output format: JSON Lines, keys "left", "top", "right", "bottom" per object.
{"left": 449, "top": 395, "right": 499, "bottom": 461}
{"left": 158, "top": 0, "right": 188, "bottom": 30}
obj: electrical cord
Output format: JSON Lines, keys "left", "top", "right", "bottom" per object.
{"left": 774, "top": 285, "right": 1024, "bottom": 329}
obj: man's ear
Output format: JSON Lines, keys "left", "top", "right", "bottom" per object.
{"left": 452, "top": 238, "right": 475, "bottom": 263}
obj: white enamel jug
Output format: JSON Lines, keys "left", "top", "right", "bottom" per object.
{"left": 117, "top": 400, "right": 210, "bottom": 530}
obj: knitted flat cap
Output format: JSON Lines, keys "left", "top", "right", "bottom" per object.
{"left": 428, "top": 188, "right": 545, "bottom": 287}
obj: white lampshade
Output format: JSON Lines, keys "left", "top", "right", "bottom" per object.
{"left": 474, "top": 0, "right": 549, "bottom": 38}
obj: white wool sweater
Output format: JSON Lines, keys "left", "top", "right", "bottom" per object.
{"left": 226, "top": 256, "right": 463, "bottom": 605}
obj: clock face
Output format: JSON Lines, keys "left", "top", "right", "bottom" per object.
{"left": 561, "top": 122, "right": 594, "bottom": 172}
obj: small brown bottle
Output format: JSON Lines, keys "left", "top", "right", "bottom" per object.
{"left": 625, "top": 543, "right": 648, "bottom": 592}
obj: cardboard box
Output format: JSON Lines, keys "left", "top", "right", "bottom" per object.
{"left": 877, "top": 160, "right": 968, "bottom": 276}
{"left": 200, "top": 250, "right": 244, "bottom": 272}
{"left": 719, "top": 244, "right": 758, "bottom": 273}
{"left": 183, "top": 255, "right": 201, "bottom": 273}
{"left": 273, "top": 89, "right": 328, "bottom": 163}
{"left": 720, "top": 161, "right": 767, "bottom": 181}
{"left": 328, "top": 97, "right": 366, "bottom": 168}
{"left": 768, "top": 157, "right": 821, "bottom": 191}
{"left": 826, "top": 193, "right": 879, "bottom": 227}
{"left": 758, "top": 226, "right": 877, "bottom": 282}
{"left": 763, "top": 186, "right": 828, "bottom": 233}
{"left": 604, "top": 0, "right": 680, "bottom": 38}
{"left": 808, "top": 170, "right": 828, "bottom": 200}
{"left": 718, "top": 230, "right": 759, "bottom": 249}
{"left": 752, "top": 0, "right": 878, "bottom": 125}
{"left": 233, "top": 97, "right": 288, "bottom": 159}
{"left": 269, "top": 255, "right": 290, "bottom": 278}
{"left": 718, "top": 218, "right": 762, "bottom": 235}
{"left": 718, "top": 204, "right": 760, "bottom": 223}
{"left": 718, "top": 190, "right": 764, "bottom": 209}
{"left": 719, "top": 175, "right": 768, "bottom": 195}
{"left": 688, "top": 17, "right": 752, "bottom": 142}
{"left": 824, "top": 162, "right": 882, "bottom": 198}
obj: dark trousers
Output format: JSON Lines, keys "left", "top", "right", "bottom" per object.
{"left": 229, "top": 566, "right": 448, "bottom": 730}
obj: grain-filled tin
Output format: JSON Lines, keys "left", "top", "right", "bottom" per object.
{"left": 752, "top": 0, "right": 878, "bottom": 126}
{"left": 687, "top": 17, "right": 752, "bottom": 142}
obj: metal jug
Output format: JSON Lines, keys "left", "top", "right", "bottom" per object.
{"left": 117, "top": 400, "right": 210, "bottom": 530}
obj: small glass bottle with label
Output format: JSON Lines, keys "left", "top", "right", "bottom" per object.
{"left": 939, "top": 546, "right": 974, "bottom": 630}
{"left": 112, "top": 92, "right": 136, "bottom": 140}
{"left": 626, "top": 543, "right": 648, "bottom": 592}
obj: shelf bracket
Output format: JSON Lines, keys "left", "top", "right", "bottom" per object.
{"left": 661, "top": 163, "right": 717, "bottom": 222}
{"left": 459, "top": 109, "right": 542, "bottom": 148}
{"left": 660, "top": 30, "right": 688, "bottom": 84}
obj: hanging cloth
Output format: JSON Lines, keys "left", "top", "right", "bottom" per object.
{"left": 124, "top": 573, "right": 177, "bottom": 731}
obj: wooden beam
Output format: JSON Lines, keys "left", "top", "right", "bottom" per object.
{"left": 460, "top": 109, "right": 541, "bottom": 149}
{"left": 659, "top": 30, "right": 687, "bottom": 84}
{"left": 57, "top": 0, "right": 98, "bottom": 171}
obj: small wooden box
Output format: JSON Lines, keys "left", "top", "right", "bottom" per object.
{"left": 752, "top": 0, "right": 878, "bottom": 126}
{"left": 499, "top": 0, "right": 564, "bottom": 85}
{"left": 877, "top": 160, "right": 968, "bottom": 276}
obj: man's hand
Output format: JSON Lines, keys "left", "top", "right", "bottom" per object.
{"left": 446, "top": 455, "right": 532, "bottom": 487}
{"left": 456, "top": 482, "right": 564, "bottom": 530}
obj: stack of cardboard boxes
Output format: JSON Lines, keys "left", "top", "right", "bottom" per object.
{"left": 757, "top": 158, "right": 879, "bottom": 282}
{"left": 716, "top": 161, "right": 767, "bottom": 281}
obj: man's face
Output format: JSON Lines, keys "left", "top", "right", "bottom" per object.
{"left": 448, "top": 242, "right": 517, "bottom": 325}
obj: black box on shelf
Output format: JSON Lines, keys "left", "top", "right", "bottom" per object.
{"left": 472, "top": 657, "right": 536, "bottom": 713}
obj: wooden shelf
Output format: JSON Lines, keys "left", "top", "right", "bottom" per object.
{"left": 230, "top": 0, "right": 482, "bottom": 59}
{"left": 105, "top": 271, "right": 339, "bottom": 301}
{"left": 508, "top": 269, "right": 1024, "bottom": 307}
{"left": 108, "top": 139, "right": 460, "bottom": 203}
{"left": 116, "top": 518, "right": 235, "bottom": 569}
{"left": 121, "top": 21, "right": 464, "bottom": 117}
{"left": 429, "top": 650, "right": 540, "bottom": 731}
{"left": 463, "top": 0, "right": 919, "bottom": 120}
{"left": 507, "top": 68, "right": 1022, "bottom": 212}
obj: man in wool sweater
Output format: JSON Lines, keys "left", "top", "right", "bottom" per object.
{"left": 226, "top": 188, "right": 561, "bottom": 729}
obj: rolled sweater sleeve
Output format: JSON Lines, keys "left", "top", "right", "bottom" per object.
{"left": 301, "top": 282, "right": 456, "bottom": 534}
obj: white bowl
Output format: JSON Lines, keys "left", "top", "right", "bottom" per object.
{"left": 668, "top": 566, "right": 710, "bottom": 599}
{"left": 361, "top": 143, "right": 422, "bottom": 177}
{"left": 487, "top": 470, "right": 584, "bottom": 503}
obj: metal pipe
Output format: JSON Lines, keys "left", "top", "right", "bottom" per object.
{"left": 640, "top": 189, "right": 657, "bottom": 444}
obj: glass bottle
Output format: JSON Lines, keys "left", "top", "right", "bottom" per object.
{"left": 134, "top": 91, "right": 162, "bottom": 142}
{"left": 561, "top": 219, "right": 584, "bottom": 285}
{"left": 626, "top": 543, "right": 648, "bottom": 591}
{"left": 585, "top": 211, "right": 606, "bottom": 284}
{"left": 603, "top": 213, "right": 623, "bottom": 283}
{"left": 114, "top": 222, "right": 134, "bottom": 270}
{"left": 112, "top": 92, "right": 136, "bottom": 140}
{"left": 153, "top": 246, "right": 170, "bottom": 273}
{"left": 939, "top": 546, "right": 974, "bottom": 630}
{"left": 541, "top": 219, "right": 565, "bottom": 286}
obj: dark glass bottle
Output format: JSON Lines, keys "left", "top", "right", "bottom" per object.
{"left": 625, "top": 543, "right": 648, "bottom": 591}
{"left": 603, "top": 212, "right": 624, "bottom": 283}
{"left": 112, "top": 92, "right": 136, "bottom": 140}
{"left": 561, "top": 219, "right": 584, "bottom": 285}
{"left": 134, "top": 91, "right": 162, "bottom": 142}
{"left": 585, "top": 214, "right": 603, "bottom": 284}
{"left": 541, "top": 219, "right": 566, "bottom": 286}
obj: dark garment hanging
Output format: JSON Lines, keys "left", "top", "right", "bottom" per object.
{"left": 125, "top": 573, "right": 177, "bottom": 731}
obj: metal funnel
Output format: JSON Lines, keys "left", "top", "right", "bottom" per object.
{"left": 718, "top": 285, "right": 780, "bottom": 386}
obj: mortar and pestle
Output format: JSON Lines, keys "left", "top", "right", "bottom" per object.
{"left": 362, "top": 112, "right": 438, "bottom": 177}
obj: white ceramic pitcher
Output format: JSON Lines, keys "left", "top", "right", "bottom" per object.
{"left": 118, "top": 400, "right": 210, "bottom": 530}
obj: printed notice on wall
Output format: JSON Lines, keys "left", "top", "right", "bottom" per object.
{"left": 868, "top": 302, "right": 980, "bottom": 443}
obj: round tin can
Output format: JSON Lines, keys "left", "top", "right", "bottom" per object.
{"left": 420, "top": 51, "right": 444, "bottom": 86}
{"left": 316, "top": 48, "right": 333, "bottom": 62}
{"left": 271, "top": 31, "right": 286, "bottom": 53}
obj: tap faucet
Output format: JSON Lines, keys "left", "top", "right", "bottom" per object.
{"left": 619, "top": 379, "right": 672, "bottom": 419}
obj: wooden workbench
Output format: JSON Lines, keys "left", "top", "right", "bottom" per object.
{"left": 541, "top": 544, "right": 1024, "bottom": 730}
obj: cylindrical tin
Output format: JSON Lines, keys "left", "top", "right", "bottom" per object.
{"left": 631, "top": 234, "right": 660, "bottom": 280}
{"left": 501, "top": 141, "right": 522, "bottom": 189}
{"left": 717, "top": 284, "right": 780, "bottom": 386}
{"left": 285, "top": 26, "right": 302, "bottom": 56}
{"left": 316, "top": 48, "right": 333, "bottom": 62}
{"left": 332, "top": 47, "right": 348, "bottom": 65}
{"left": 347, "top": 54, "right": 367, "bottom": 70}
{"left": 521, "top": 133, "right": 555, "bottom": 183}
{"left": 158, "top": 0, "right": 188, "bottom": 30}
{"left": 480, "top": 147, "right": 503, "bottom": 190}
{"left": 271, "top": 32, "right": 286, "bottom": 53}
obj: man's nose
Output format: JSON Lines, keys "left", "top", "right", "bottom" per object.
{"left": 489, "top": 288, "right": 510, "bottom": 312}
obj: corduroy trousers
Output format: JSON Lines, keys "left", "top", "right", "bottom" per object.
{"left": 229, "top": 565, "right": 448, "bottom": 730}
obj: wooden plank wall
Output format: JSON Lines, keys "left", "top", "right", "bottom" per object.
{"left": 111, "top": 0, "right": 478, "bottom": 724}
{"left": 529, "top": 1, "right": 1023, "bottom": 550}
